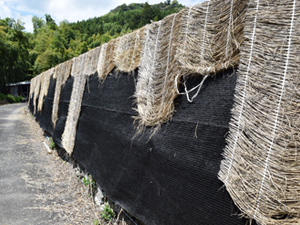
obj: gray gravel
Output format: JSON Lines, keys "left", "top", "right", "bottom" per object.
{"left": 0, "top": 103, "right": 53, "bottom": 224}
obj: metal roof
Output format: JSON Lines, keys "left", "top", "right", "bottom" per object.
{"left": 6, "top": 81, "right": 31, "bottom": 86}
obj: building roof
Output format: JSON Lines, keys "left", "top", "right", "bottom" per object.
{"left": 6, "top": 81, "right": 31, "bottom": 86}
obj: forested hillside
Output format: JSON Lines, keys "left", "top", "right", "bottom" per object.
{"left": 0, "top": 0, "right": 184, "bottom": 93}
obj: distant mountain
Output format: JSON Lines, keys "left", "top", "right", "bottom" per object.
{"left": 110, "top": 1, "right": 184, "bottom": 13}
{"left": 69, "top": 1, "right": 185, "bottom": 40}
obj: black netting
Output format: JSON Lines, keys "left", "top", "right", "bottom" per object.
{"left": 52, "top": 77, "right": 74, "bottom": 147}
{"left": 34, "top": 76, "right": 56, "bottom": 134}
{"left": 30, "top": 68, "right": 250, "bottom": 225}
{"left": 72, "top": 69, "right": 247, "bottom": 225}
{"left": 30, "top": 76, "right": 74, "bottom": 147}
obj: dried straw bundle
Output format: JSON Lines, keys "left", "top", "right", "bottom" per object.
{"left": 134, "top": 12, "right": 183, "bottom": 134}
{"left": 51, "top": 60, "right": 73, "bottom": 127}
{"left": 97, "top": 43, "right": 108, "bottom": 80}
{"left": 97, "top": 39, "right": 117, "bottom": 80}
{"left": 91, "top": 46, "right": 101, "bottom": 75}
{"left": 33, "top": 74, "right": 42, "bottom": 114}
{"left": 177, "top": 3, "right": 216, "bottom": 75}
{"left": 177, "top": 0, "right": 247, "bottom": 76}
{"left": 211, "top": 0, "right": 247, "bottom": 70}
{"left": 37, "top": 68, "right": 53, "bottom": 112}
{"left": 83, "top": 47, "right": 101, "bottom": 76}
{"left": 62, "top": 54, "right": 88, "bottom": 154}
{"left": 29, "top": 75, "right": 37, "bottom": 105}
{"left": 114, "top": 28, "right": 145, "bottom": 73}
{"left": 219, "top": 0, "right": 300, "bottom": 224}
{"left": 82, "top": 50, "right": 92, "bottom": 76}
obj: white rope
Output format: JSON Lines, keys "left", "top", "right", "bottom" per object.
{"left": 146, "top": 21, "right": 162, "bottom": 108}
{"left": 175, "top": 73, "right": 209, "bottom": 102}
{"left": 159, "top": 14, "right": 177, "bottom": 112}
{"left": 253, "top": 0, "right": 296, "bottom": 218}
{"left": 185, "top": 75, "right": 209, "bottom": 103}
{"left": 199, "top": 1, "right": 211, "bottom": 64}
{"left": 174, "top": 6, "right": 207, "bottom": 103}
{"left": 224, "top": 0, "right": 260, "bottom": 186}
{"left": 183, "top": 7, "right": 192, "bottom": 54}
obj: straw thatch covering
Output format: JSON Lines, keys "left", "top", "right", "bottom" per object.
{"left": 177, "top": 0, "right": 247, "bottom": 76}
{"left": 219, "top": 0, "right": 300, "bottom": 224}
{"left": 29, "top": 75, "right": 37, "bottom": 106}
{"left": 212, "top": 0, "right": 247, "bottom": 70}
{"left": 83, "top": 47, "right": 101, "bottom": 76}
{"left": 97, "top": 39, "right": 116, "bottom": 80}
{"left": 62, "top": 54, "right": 87, "bottom": 154}
{"left": 133, "top": 0, "right": 248, "bottom": 131}
{"left": 91, "top": 46, "right": 101, "bottom": 75}
{"left": 37, "top": 68, "right": 53, "bottom": 112}
{"left": 134, "top": 12, "right": 183, "bottom": 134}
{"left": 114, "top": 28, "right": 145, "bottom": 73}
{"left": 177, "top": 3, "right": 216, "bottom": 75}
{"left": 97, "top": 43, "right": 108, "bottom": 81}
{"left": 51, "top": 60, "right": 73, "bottom": 127}
{"left": 33, "top": 74, "right": 42, "bottom": 114}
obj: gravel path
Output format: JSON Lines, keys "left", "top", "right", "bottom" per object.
{"left": 0, "top": 103, "right": 100, "bottom": 224}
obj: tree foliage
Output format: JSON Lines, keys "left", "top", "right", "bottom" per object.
{"left": 0, "top": 19, "right": 30, "bottom": 93}
{"left": 0, "top": 1, "right": 184, "bottom": 93}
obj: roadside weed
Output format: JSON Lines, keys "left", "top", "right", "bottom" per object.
{"left": 101, "top": 204, "right": 115, "bottom": 221}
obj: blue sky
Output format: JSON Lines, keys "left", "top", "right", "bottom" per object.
{"left": 0, "top": 0, "right": 204, "bottom": 33}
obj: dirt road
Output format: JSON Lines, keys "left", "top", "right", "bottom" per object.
{"left": 0, "top": 103, "right": 100, "bottom": 224}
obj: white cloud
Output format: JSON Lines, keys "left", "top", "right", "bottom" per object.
{"left": 0, "top": 0, "right": 205, "bottom": 32}
{"left": 21, "top": 15, "right": 33, "bottom": 33}
{"left": 0, "top": 1, "right": 13, "bottom": 19}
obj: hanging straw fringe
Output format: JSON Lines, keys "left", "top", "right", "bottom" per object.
{"left": 134, "top": 12, "right": 183, "bottom": 134}
{"left": 114, "top": 28, "right": 145, "bottom": 73}
{"left": 91, "top": 46, "right": 101, "bottom": 75}
{"left": 97, "top": 43, "right": 108, "bottom": 80}
{"left": 33, "top": 74, "right": 42, "bottom": 114}
{"left": 29, "top": 75, "right": 37, "bottom": 106}
{"left": 97, "top": 39, "right": 117, "bottom": 80}
{"left": 177, "top": 3, "right": 215, "bottom": 75}
{"left": 219, "top": 0, "right": 300, "bottom": 224}
{"left": 37, "top": 68, "right": 53, "bottom": 112}
{"left": 51, "top": 60, "right": 73, "bottom": 127}
{"left": 212, "top": 0, "right": 247, "bottom": 70}
{"left": 177, "top": 0, "right": 247, "bottom": 76}
{"left": 62, "top": 52, "right": 92, "bottom": 154}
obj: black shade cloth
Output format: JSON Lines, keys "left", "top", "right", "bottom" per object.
{"left": 30, "top": 69, "right": 250, "bottom": 225}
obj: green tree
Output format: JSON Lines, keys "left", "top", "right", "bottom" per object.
{"left": 0, "top": 19, "right": 30, "bottom": 92}
{"left": 32, "top": 16, "right": 45, "bottom": 34}
{"left": 45, "top": 14, "right": 57, "bottom": 30}
{"left": 141, "top": 3, "right": 155, "bottom": 26}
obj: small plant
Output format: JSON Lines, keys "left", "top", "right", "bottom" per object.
{"left": 15, "top": 95, "right": 24, "bottom": 102}
{"left": 101, "top": 204, "right": 115, "bottom": 221}
{"left": 49, "top": 138, "right": 56, "bottom": 149}
{"left": 0, "top": 93, "right": 24, "bottom": 103}
{"left": 83, "top": 176, "right": 90, "bottom": 187}
{"left": 92, "top": 219, "right": 99, "bottom": 225}
{"left": 90, "top": 175, "right": 96, "bottom": 188}
{"left": 83, "top": 175, "right": 96, "bottom": 188}
{"left": 5, "top": 94, "right": 16, "bottom": 103}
